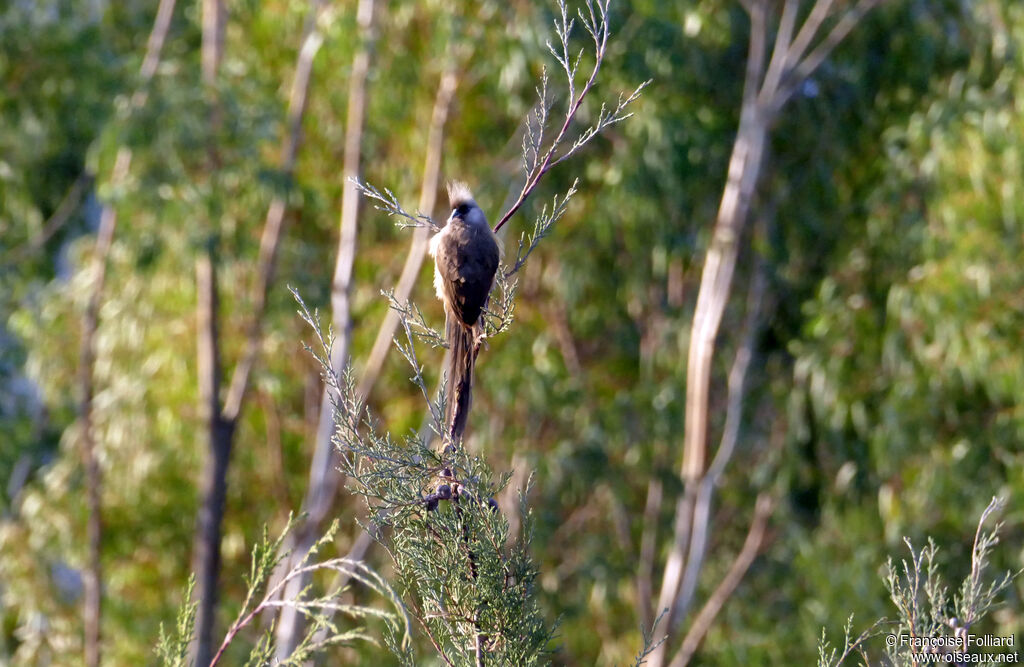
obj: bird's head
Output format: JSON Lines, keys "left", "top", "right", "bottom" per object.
{"left": 446, "top": 180, "right": 488, "bottom": 228}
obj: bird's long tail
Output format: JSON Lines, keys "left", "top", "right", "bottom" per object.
{"left": 445, "top": 316, "right": 477, "bottom": 441}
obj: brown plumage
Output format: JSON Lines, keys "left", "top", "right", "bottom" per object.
{"left": 429, "top": 182, "right": 500, "bottom": 441}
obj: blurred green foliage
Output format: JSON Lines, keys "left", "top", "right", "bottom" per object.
{"left": 0, "top": 0, "right": 1021, "bottom": 664}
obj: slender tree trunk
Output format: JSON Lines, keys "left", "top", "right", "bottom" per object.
{"left": 76, "top": 1, "right": 178, "bottom": 662}
{"left": 311, "top": 0, "right": 379, "bottom": 532}
{"left": 652, "top": 109, "right": 768, "bottom": 666}
{"left": 272, "top": 59, "right": 461, "bottom": 657}
{"left": 190, "top": 0, "right": 327, "bottom": 660}
{"left": 272, "top": 1, "right": 379, "bottom": 656}
{"left": 77, "top": 149, "right": 128, "bottom": 667}
{"left": 648, "top": 1, "right": 884, "bottom": 663}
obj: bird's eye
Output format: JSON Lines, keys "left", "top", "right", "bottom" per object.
{"left": 456, "top": 204, "right": 470, "bottom": 217}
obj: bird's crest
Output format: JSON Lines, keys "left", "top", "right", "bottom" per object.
{"left": 447, "top": 181, "right": 475, "bottom": 208}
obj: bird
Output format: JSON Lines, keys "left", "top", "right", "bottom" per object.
{"left": 429, "top": 181, "right": 500, "bottom": 442}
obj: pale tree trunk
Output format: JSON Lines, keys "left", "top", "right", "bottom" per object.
{"left": 289, "top": 63, "right": 462, "bottom": 659}
{"left": 201, "top": 0, "right": 225, "bottom": 87}
{"left": 191, "top": 1, "right": 327, "bottom": 663}
{"left": 76, "top": 1, "right": 178, "bottom": 664}
{"left": 653, "top": 102, "right": 769, "bottom": 658}
{"left": 271, "top": 0, "right": 387, "bottom": 655}
{"left": 302, "top": 0, "right": 379, "bottom": 544}
{"left": 646, "top": 1, "right": 885, "bottom": 665}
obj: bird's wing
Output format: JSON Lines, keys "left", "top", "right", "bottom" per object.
{"left": 434, "top": 232, "right": 471, "bottom": 327}
{"left": 435, "top": 225, "right": 499, "bottom": 327}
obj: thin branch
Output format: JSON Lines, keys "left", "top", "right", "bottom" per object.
{"left": 4, "top": 173, "right": 93, "bottom": 263}
{"left": 547, "top": 81, "right": 648, "bottom": 168}
{"left": 653, "top": 488, "right": 697, "bottom": 661}
{"left": 668, "top": 494, "right": 774, "bottom": 667}
{"left": 772, "top": 0, "right": 884, "bottom": 110}
{"left": 636, "top": 476, "right": 663, "bottom": 630}
{"left": 742, "top": 0, "right": 767, "bottom": 109}
{"left": 706, "top": 267, "right": 765, "bottom": 483}
{"left": 782, "top": 0, "right": 838, "bottom": 76}
{"left": 758, "top": 0, "right": 799, "bottom": 103}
